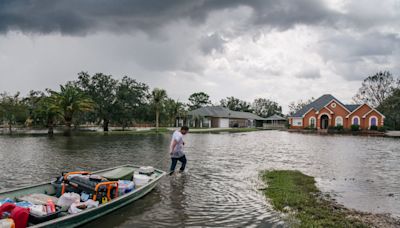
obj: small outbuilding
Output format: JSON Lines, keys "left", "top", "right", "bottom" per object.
{"left": 264, "top": 114, "right": 287, "bottom": 129}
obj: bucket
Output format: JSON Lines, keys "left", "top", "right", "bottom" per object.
{"left": 133, "top": 174, "right": 150, "bottom": 187}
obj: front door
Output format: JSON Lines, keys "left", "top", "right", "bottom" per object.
{"left": 320, "top": 115, "right": 329, "bottom": 129}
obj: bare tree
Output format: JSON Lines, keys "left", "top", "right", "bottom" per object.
{"left": 220, "top": 96, "right": 252, "bottom": 112}
{"left": 252, "top": 98, "right": 282, "bottom": 118}
{"left": 288, "top": 97, "right": 315, "bottom": 116}
{"left": 353, "top": 71, "right": 399, "bottom": 107}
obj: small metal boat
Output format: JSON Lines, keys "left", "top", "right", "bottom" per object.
{"left": 0, "top": 164, "right": 166, "bottom": 227}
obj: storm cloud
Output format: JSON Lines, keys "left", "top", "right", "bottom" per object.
{"left": 0, "top": 0, "right": 399, "bottom": 113}
{"left": 0, "top": 0, "right": 340, "bottom": 35}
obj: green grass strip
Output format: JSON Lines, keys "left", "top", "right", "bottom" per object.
{"left": 261, "top": 170, "right": 367, "bottom": 228}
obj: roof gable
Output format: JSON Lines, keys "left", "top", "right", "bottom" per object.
{"left": 345, "top": 103, "right": 385, "bottom": 118}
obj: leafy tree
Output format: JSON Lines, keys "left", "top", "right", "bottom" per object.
{"left": 114, "top": 76, "right": 150, "bottom": 130}
{"left": 49, "top": 83, "right": 94, "bottom": 135}
{"left": 220, "top": 96, "right": 252, "bottom": 112}
{"left": 252, "top": 98, "right": 282, "bottom": 118}
{"left": 22, "top": 90, "right": 46, "bottom": 127}
{"left": 151, "top": 88, "right": 167, "bottom": 131}
{"left": 77, "top": 72, "right": 118, "bottom": 131}
{"left": 188, "top": 92, "right": 211, "bottom": 110}
{"left": 0, "top": 92, "right": 28, "bottom": 134}
{"left": 353, "top": 71, "right": 399, "bottom": 107}
{"left": 378, "top": 88, "right": 400, "bottom": 130}
{"left": 288, "top": 97, "right": 315, "bottom": 116}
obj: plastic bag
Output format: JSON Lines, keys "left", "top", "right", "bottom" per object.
{"left": 57, "top": 193, "right": 80, "bottom": 211}
{"left": 118, "top": 180, "right": 135, "bottom": 196}
{"left": 68, "top": 200, "right": 99, "bottom": 214}
{"left": 29, "top": 205, "right": 47, "bottom": 217}
{"left": 0, "top": 218, "right": 15, "bottom": 228}
{"left": 80, "top": 192, "right": 90, "bottom": 202}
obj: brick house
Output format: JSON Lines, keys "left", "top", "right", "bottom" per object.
{"left": 288, "top": 94, "right": 385, "bottom": 130}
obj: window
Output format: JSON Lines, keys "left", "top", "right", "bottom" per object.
{"left": 331, "top": 103, "right": 336, "bottom": 108}
{"left": 309, "top": 117, "right": 316, "bottom": 128}
{"left": 292, "top": 118, "right": 303, "bottom": 126}
{"left": 335, "top": 116, "right": 343, "bottom": 126}
{"left": 352, "top": 116, "right": 360, "bottom": 125}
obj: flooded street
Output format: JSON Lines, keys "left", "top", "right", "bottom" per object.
{"left": 1, "top": 131, "right": 399, "bottom": 227}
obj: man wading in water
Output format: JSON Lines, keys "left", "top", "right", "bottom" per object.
{"left": 169, "top": 126, "right": 189, "bottom": 175}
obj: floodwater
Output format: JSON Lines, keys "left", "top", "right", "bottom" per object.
{"left": 0, "top": 131, "right": 399, "bottom": 227}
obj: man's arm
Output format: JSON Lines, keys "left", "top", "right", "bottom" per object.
{"left": 170, "top": 139, "right": 177, "bottom": 155}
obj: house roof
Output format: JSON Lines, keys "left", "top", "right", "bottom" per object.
{"left": 291, "top": 94, "right": 361, "bottom": 117}
{"left": 188, "top": 106, "right": 267, "bottom": 120}
{"left": 265, "top": 114, "right": 287, "bottom": 121}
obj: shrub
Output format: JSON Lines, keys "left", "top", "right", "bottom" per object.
{"left": 305, "top": 126, "right": 317, "bottom": 130}
{"left": 286, "top": 123, "right": 291, "bottom": 129}
{"left": 378, "top": 126, "right": 388, "bottom": 132}
{"left": 335, "top": 125, "right": 344, "bottom": 131}
{"left": 351, "top": 124, "right": 360, "bottom": 131}
{"left": 369, "top": 125, "right": 378, "bottom": 131}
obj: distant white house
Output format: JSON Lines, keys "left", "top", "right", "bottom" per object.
{"left": 177, "top": 106, "right": 267, "bottom": 128}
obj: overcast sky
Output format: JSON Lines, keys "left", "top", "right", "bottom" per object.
{"left": 0, "top": 0, "right": 399, "bottom": 113}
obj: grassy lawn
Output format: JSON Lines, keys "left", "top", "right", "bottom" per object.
{"left": 261, "top": 170, "right": 367, "bottom": 228}
{"left": 77, "top": 127, "right": 171, "bottom": 135}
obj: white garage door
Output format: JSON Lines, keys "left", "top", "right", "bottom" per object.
{"left": 219, "top": 118, "right": 229, "bottom": 128}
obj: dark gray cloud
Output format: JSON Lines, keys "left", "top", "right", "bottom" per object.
{"left": 0, "top": 0, "right": 339, "bottom": 35}
{"left": 249, "top": 0, "right": 339, "bottom": 30}
{"left": 199, "top": 33, "right": 227, "bottom": 54}
{"left": 319, "top": 32, "right": 400, "bottom": 60}
{"left": 317, "top": 31, "right": 400, "bottom": 80}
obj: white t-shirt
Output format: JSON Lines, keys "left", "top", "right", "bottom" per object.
{"left": 170, "top": 130, "right": 185, "bottom": 158}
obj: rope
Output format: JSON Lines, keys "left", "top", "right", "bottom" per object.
{"left": 152, "top": 152, "right": 171, "bottom": 169}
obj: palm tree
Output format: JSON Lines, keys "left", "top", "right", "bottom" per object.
{"left": 165, "top": 99, "right": 186, "bottom": 127}
{"left": 151, "top": 88, "right": 167, "bottom": 131}
{"left": 49, "top": 84, "right": 94, "bottom": 135}
{"left": 176, "top": 102, "right": 187, "bottom": 126}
